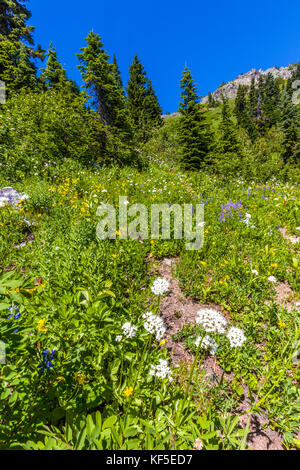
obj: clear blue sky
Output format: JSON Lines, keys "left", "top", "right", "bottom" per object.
{"left": 29, "top": 0, "right": 300, "bottom": 113}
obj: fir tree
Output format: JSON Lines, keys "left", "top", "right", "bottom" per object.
{"left": 127, "top": 54, "right": 162, "bottom": 142}
{"left": 280, "top": 91, "right": 300, "bottom": 164}
{"left": 178, "top": 66, "right": 211, "bottom": 169}
{"left": 77, "top": 31, "right": 132, "bottom": 142}
{"left": 41, "top": 42, "right": 69, "bottom": 89}
{"left": 249, "top": 77, "right": 258, "bottom": 112}
{"left": 218, "top": 96, "right": 241, "bottom": 154}
{"left": 234, "top": 84, "right": 248, "bottom": 128}
{"left": 144, "top": 79, "right": 163, "bottom": 128}
{"left": 262, "top": 73, "right": 280, "bottom": 127}
{"left": 112, "top": 53, "right": 123, "bottom": 89}
{"left": 0, "top": 0, "right": 44, "bottom": 96}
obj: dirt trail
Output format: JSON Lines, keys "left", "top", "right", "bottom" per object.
{"left": 150, "top": 257, "right": 285, "bottom": 450}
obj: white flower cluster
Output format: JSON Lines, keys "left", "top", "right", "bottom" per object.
{"left": 143, "top": 311, "right": 166, "bottom": 341}
{"left": 243, "top": 213, "right": 255, "bottom": 228}
{"left": 195, "top": 334, "right": 218, "bottom": 355}
{"left": 151, "top": 277, "right": 170, "bottom": 296}
{"left": 226, "top": 327, "right": 246, "bottom": 348}
{"left": 196, "top": 308, "right": 227, "bottom": 334}
{"left": 149, "top": 359, "right": 172, "bottom": 382}
{"left": 268, "top": 275, "right": 277, "bottom": 283}
{"left": 121, "top": 322, "right": 138, "bottom": 339}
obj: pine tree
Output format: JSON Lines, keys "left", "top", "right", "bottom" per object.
{"left": 249, "top": 77, "right": 258, "bottom": 112}
{"left": 234, "top": 84, "right": 248, "bottom": 127}
{"left": 218, "top": 96, "right": 241, "bottom": 154}
{"left": 41, "top": 42, "right": 69, "bottom": 89}
{"left": 178, "top": 66, "right": 211, "bottom": 169}
{"left": 112, "top": 53, "right": 123, "bottom": 89}
{"left": 0, "top": 0, "right": 44, "bottom": 96}
{"left": 77, "top": 31, "right": 132, "bottom": 142}
{"left": 144, "top": 79, "right": 163, "bottom": 128}
{"left": 280, "top": 91, "right": 300, "bottom": 164}
{"left": 127, "top": 54, "right": 162, "bottom": 142}
{"left": 262, "top": 73, "right": 280, "bottom": 127}
{"left": 208, "top": 92, "right": 216, "bottom": 107}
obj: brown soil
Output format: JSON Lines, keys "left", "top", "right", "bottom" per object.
{"left": 151, "top": 257, "right": 286, "bottom": 450}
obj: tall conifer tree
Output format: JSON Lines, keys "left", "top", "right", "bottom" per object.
{"left": 178, "top": 66, "right": 211, "bottom": 169}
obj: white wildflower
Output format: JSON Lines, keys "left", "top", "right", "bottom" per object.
{"left": 195, "top": 334, "right": 218, "bottom": 355}
{"left": 251, "top": 269, "right": 258, "bottom": 275}
{"left": 121, "top": 322, "right": 137, "bottom": 339}
{"left": 227, "top": 327, "right": 246, "bottom": 348}
{"left": 196, "top": 308, "right": 227, "bottom": 334}
{"left": 115, "top": 335, "right": 122, "bottom": 342}
{"left": 143, "top": 311, "right": 166, "bottom": 341}
{"left": 151, "top": 277, "right": 170, "bottom": 296}
{"left": 268, "top": 275, "right": 277, "bottom": 283}
{"left": 149, "top": 359, "right": 172, "bottom": 382}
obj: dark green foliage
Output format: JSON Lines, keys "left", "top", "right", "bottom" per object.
{"left": 77, "top": 31, "right": 132, "bottom": 145}
{"left": 112, "top": 53, "right": 123, "bottom": 89}
{"left": 127, "top": 54, "right": 163, "bottom": 143}
{"left": 280, "top": 91, "right": 300, "bottom": 164}
{"left": 218, "top": 97, "right": 241, "bottom": 154}
{"left": 178, "top": 66, "right": 212, "bottom": 169}
{"left": 0, "top": 90, "right": 107, "bottom": 175}
{"left": 41, "top": 42, "right": 70, "bottom": 91}
{"left": 0, "top": 1, "right": 44, "bottom": 97}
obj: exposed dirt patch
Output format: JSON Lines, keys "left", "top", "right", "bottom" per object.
{"left": 151, "top": 257, "right": 228, "bottom": 367}
{"left": 274, "top": 281, "right": 299, "bottom": 312}
{"left": 151, "top": 257, "right": 286, "bottom": 450}
{"left": 279, "top": 227, "right": 300, "bottom": 246}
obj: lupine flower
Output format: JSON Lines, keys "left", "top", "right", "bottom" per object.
{"left": 7, "top": 305, "right": 21, "bottom": 320}
{"left": 227, "top": 327, "right": 246, "bottom": 348}
{"left": 149, "top": 359, "right": 172, "bottom": 382}
{"left": 143, "top": 311, "right": 166, "bottom": 341}
{"left": 218, "top": 200, "right": 242, "bottom": 223}
{"left": 38, "top": 349, "right": 57, "bottom": 372}
{"left": 151, "top": 277, "right": 170, "bottom": 296}
{"left": 196, "top": 308, "right": 227, "bottom": 334}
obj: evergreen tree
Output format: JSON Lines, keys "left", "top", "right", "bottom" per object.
{"left": 249, "top": 77, "right": 258, "bottom": 112}
{"left": 127, "top": 54, "right": 162, "bottom": 142}
{"left": 218, "top": 96, "right": 241, "bottom": 154}
{"left": 262, "top": 73, "right": 280, "bottom": 127}
{"left": 280, "top": 91, "right": 300, "bottom": 163}
{"left": 41, "top": 42, "right": 69, "bottom": 89}
{"left": 0, "top": 0, "right": 43, "bottom": 96}
{"left": 178, "top": 66, "right": 211, "bottom": 169}
{"left": 77, "top": 31, "right": 132, "bottom": 142}
{"left": 144, "top": 79, "right": 163, "bottom": 128}
{"left": 208, "top": 92, "right": 216, "bottom": 107}
{"left": 234, "top": 84, "right": 248, "bottom": 127}
{"left": 112, "top": 53, "right": 123, "bottom": 89}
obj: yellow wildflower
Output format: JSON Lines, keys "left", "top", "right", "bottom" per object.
{"left": 74, "top": 373, "right": 88, "bottom": 385}
{"left": 38, "top": 318, "right": 47, "bottom": 332}
{"left": 124, "top": 386, "right": 134, "bottom": 397}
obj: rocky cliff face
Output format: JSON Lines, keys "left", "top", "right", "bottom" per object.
{"left": 201, "top": 65, "right": 295, "bottom": 104}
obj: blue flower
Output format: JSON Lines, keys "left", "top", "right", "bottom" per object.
{"left": 38, "top": 349, "right": 57, "bottom": 372}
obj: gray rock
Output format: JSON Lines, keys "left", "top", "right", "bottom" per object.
{"left": 0, "top": 187, "right": 29, "bottom": 207}
{"left": 201, "top": 64, "right": 296, "bottom": 104}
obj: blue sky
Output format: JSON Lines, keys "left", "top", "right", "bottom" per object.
{"left": 29, "top": 0, "right": 300, "bottom": 113}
